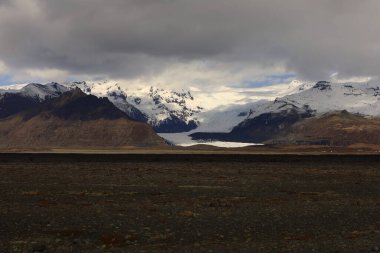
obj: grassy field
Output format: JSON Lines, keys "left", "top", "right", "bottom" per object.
{"left": 1, "top": 154, "right": 380, "bottom": 252}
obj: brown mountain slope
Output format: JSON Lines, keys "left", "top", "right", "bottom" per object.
{"left": 0, "top": 89, "right": 166, "bottom": 149}
{"left": 271, "top": 111, "right": 380, "bottom": 146}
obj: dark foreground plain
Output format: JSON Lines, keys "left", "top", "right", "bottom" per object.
{"left": 1, "top": 154, "right": 380, "bottom": 253}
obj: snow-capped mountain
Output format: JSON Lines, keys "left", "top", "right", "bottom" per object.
{"left": 64, "top": 81, "right": 203, "bottom": 132}
{"left": 189, "top": 80, "right": 380, "bottom": 145}
{"left": 0, "top": 81, "right": 204, "bottom": 133}
{"left": 0, "top": 82, "right": 70, "bottom": 119}
{"left": 246, "top": 81, "right": 380, "bottom": 120}
{"left": 0, "top": 82, "right": 68, "bottom": 101}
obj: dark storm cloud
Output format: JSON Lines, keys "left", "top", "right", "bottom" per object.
{"left": 0, "top": 0, "right": 380, "bottom": 80}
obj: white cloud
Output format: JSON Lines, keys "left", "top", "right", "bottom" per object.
{"left": 0, "top": 61, "right": 7, "bottom": 75}
{"left": 91, "top": 60, "right": 294, "bottom": 109}
{"left": 110, "top": 60, "right": 290, "bottom": 89}
{"left": 1, "top": 0, "right": 380, "bottom": 84}
{"left": 330, "top": 73, "right": 372, "bottom": 84}
{"left": 25, "top": 68, "right": 69, "bottom": 81}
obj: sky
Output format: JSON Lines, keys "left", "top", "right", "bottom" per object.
{"left": 0, "top": 0, "right": 379, "bottom": 89}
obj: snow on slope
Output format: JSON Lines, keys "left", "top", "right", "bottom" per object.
{"left": 244, "top": 80, "right": 313, "bottom": 101}
{"left": 65, "top": 81, "right": 203, "bottom": 132}
{"left": 194, "top": 101, "right": 267, "bottom": 133}
{"left": 0, "top": 83, "right": 28, "bottom": 90}
{"left": 247, "top": 81, "right": 380, "bottom": 119}
{"left": 0, "top": 82, "right": 68, "bottom": 101}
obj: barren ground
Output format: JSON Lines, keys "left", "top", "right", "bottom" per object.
{"left": 1, "top": 153, "right": 380, "bottom": 252}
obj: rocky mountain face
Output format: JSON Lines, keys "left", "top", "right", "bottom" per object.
{"left": 0, "top": 89, "right": 166, "bottom": 149}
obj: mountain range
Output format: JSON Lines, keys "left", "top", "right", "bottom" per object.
{"left": 2, "top": 80, "right": 380, "bottom": 147}
{"left": 190, "top": 81, "right": 380, "bottom": 146}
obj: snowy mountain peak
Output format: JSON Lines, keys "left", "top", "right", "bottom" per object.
{"left": 63, "top": 81, "right": 204, "bottom": 132}
{"left": 0, "top": 82, "right": 68, "bottom": 101}
{"left": 0, "top": 80, "right": 205, "bottom": 133}
{"left": 247, "top": 81, "right": 380, "bottom": 120}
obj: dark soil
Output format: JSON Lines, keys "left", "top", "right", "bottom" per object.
{"left": 1, "top": 154, "right": 380, "bottom": 252}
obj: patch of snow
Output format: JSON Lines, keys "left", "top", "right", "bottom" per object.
{"left": 0, "top": 83, "right": 28, "bottom": 91}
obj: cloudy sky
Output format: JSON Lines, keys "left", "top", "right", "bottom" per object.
{"left": 0, "top": 0, "right": 379, "bottom": 89}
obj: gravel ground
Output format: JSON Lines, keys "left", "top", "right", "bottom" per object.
{"left": 0, "top": 154, "right": 380, "bottom": 253}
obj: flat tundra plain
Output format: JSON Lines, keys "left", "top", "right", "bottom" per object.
{"left": 0, "top": 154, "right": 380, "bottom": 253}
